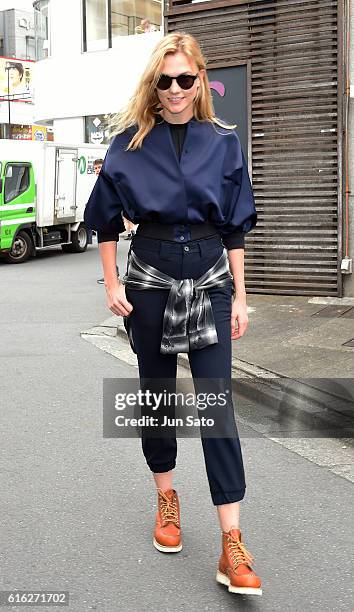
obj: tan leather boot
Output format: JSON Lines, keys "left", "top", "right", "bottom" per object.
{"left": 153, "top": 488, "right": 182, "bottom": 553}
{"left": 216, "top": 526, "right": 262, "bottom": 595}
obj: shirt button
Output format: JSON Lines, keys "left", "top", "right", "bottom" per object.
{"left": 184, "top": 246, "right": 189, "bottom": 252}
{"left": 180, "top": 235, "right": 185, "bottom": 241}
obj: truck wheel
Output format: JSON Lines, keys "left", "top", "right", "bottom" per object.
{"left": 4, "top": 231, "right": 33, "bottom": 264}
{"left": 62, "top": 225, "right": 88, "bottom": 253}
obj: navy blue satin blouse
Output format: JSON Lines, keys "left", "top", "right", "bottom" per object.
{"left": 84, "top": 115, "right": 257, "bottom": 249}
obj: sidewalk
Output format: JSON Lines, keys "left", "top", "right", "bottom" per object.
{"left": 233, "top": 294, "right": 354, "bottom": 379}
{"left": 225, "top": 294, "right": 354, "bottom": 434}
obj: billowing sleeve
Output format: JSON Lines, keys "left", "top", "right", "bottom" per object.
{"left": 217, "top": 133, "right": 257, "bottom": 244}
{"left": 83, "top": 157, "right": 126, "bottom": 236}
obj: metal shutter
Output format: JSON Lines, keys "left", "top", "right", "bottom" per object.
{"left": 166, "top": 0, "right": 343, "bottom": 295}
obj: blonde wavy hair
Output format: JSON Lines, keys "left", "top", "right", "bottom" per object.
{"left": 108, "top": 31, "right": 236, "bottom": 150}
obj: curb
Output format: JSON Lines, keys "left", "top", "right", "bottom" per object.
{"left": 179, "top": 350, "right": 353, "bottom": 435}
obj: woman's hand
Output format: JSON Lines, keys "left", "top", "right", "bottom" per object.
{"left": 231, "top": 295, "right": 249, "bottom": 340}
{"left": 105, "top": 280, "right": 133, "bottom": 318}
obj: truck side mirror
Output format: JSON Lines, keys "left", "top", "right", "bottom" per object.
{"left": 0, "top": 178, "right": 2, "bottom": 193}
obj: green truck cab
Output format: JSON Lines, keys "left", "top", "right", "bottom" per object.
{"left": 0, "top": 161, "right": 38, "bottom": 262}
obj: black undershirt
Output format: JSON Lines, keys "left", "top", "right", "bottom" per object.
{"left": 168, "top": 120, "right": 189, "bottom": 161}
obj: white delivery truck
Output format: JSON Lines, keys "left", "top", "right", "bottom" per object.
{"left": 0, "top": 140, "right": 108, "bottom": 263}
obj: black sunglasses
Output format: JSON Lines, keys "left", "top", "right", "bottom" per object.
{"left": 156, "top": 73, "right": 199, "bottom": 91}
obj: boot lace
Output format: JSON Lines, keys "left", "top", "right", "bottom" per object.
{"left": 227, "top": 535, "right": 254, "bottom": 569}
{"left": 158, "top": 490, "right": 180, "bottom": 527}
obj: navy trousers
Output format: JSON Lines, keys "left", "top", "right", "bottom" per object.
{"left": 124, "top": 233, "right": 246, "bottom": 506}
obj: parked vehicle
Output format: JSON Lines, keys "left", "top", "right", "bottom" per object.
{"left": 0, "top": 140, "right": 107, "bottom": 263}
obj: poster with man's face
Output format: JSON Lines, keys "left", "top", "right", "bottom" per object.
{"left": 0, "top": 57, "right": 34, "bottom": 102}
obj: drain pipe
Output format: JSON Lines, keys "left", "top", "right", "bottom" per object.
{"left": 342, "top": 0, "right": 353, "bottom": 275}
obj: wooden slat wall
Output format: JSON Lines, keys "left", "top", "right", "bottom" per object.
{"left": 166, "top": 0, "right": 343, "bottom": 295}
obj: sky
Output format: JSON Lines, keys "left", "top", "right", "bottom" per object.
{"left": 1, "top": 0, "right": 34, "bottom": 11}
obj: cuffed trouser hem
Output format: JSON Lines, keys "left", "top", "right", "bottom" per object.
{"left": 147, "top": 460, "right": 176, "bottom": 474}
{"left": 211, "top": 487, "right": 246, "bottom": 506}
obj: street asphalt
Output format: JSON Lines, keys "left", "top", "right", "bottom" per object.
{"left": 0, "top": 238, "right": 353, "bottom": 612}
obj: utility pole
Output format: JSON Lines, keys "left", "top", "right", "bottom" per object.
{"left": 5, "top": 66, "right": 12, "bottom": 139}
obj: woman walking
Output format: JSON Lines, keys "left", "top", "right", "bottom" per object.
{"left": 84, "top": 32, "right": 262, "bottom": 596}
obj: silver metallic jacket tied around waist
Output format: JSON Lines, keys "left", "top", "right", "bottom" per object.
{"left": 122, "top": 250, "right": 233, "bottom": 355}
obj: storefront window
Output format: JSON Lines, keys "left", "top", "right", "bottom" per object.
{"left": 83, "top": 0, "right": 109, "bottom": 52}
{"left": 111, "top": 0, "right": 161, "bottom": 40}
{"left": 84, "top": 114, "right": 112, "bottom": 144}
{"left": 83, "top": 0, "right": 162, "bottom": 51}
{"left": 34, "top": 0, "right": 51, "bottom": 60}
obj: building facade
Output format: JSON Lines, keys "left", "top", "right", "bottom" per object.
{"left": 33, "top": 0, "right": 164, "bottom": 143}
{"left": 0, "top": 7, "right": 51, "bottom": 140}
{"left": 0, "top": 8, "right": 36, "bottom": 60}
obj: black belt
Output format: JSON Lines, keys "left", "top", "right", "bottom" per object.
{"left": 135, "top": 221, "right": 219, "bottom": 242}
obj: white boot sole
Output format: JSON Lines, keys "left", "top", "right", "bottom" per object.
{"left": 216, "top": 569, "right": 262, "bottom": 595}
{"left": 153, "top": 538, "right": 182, "bottom": 553}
